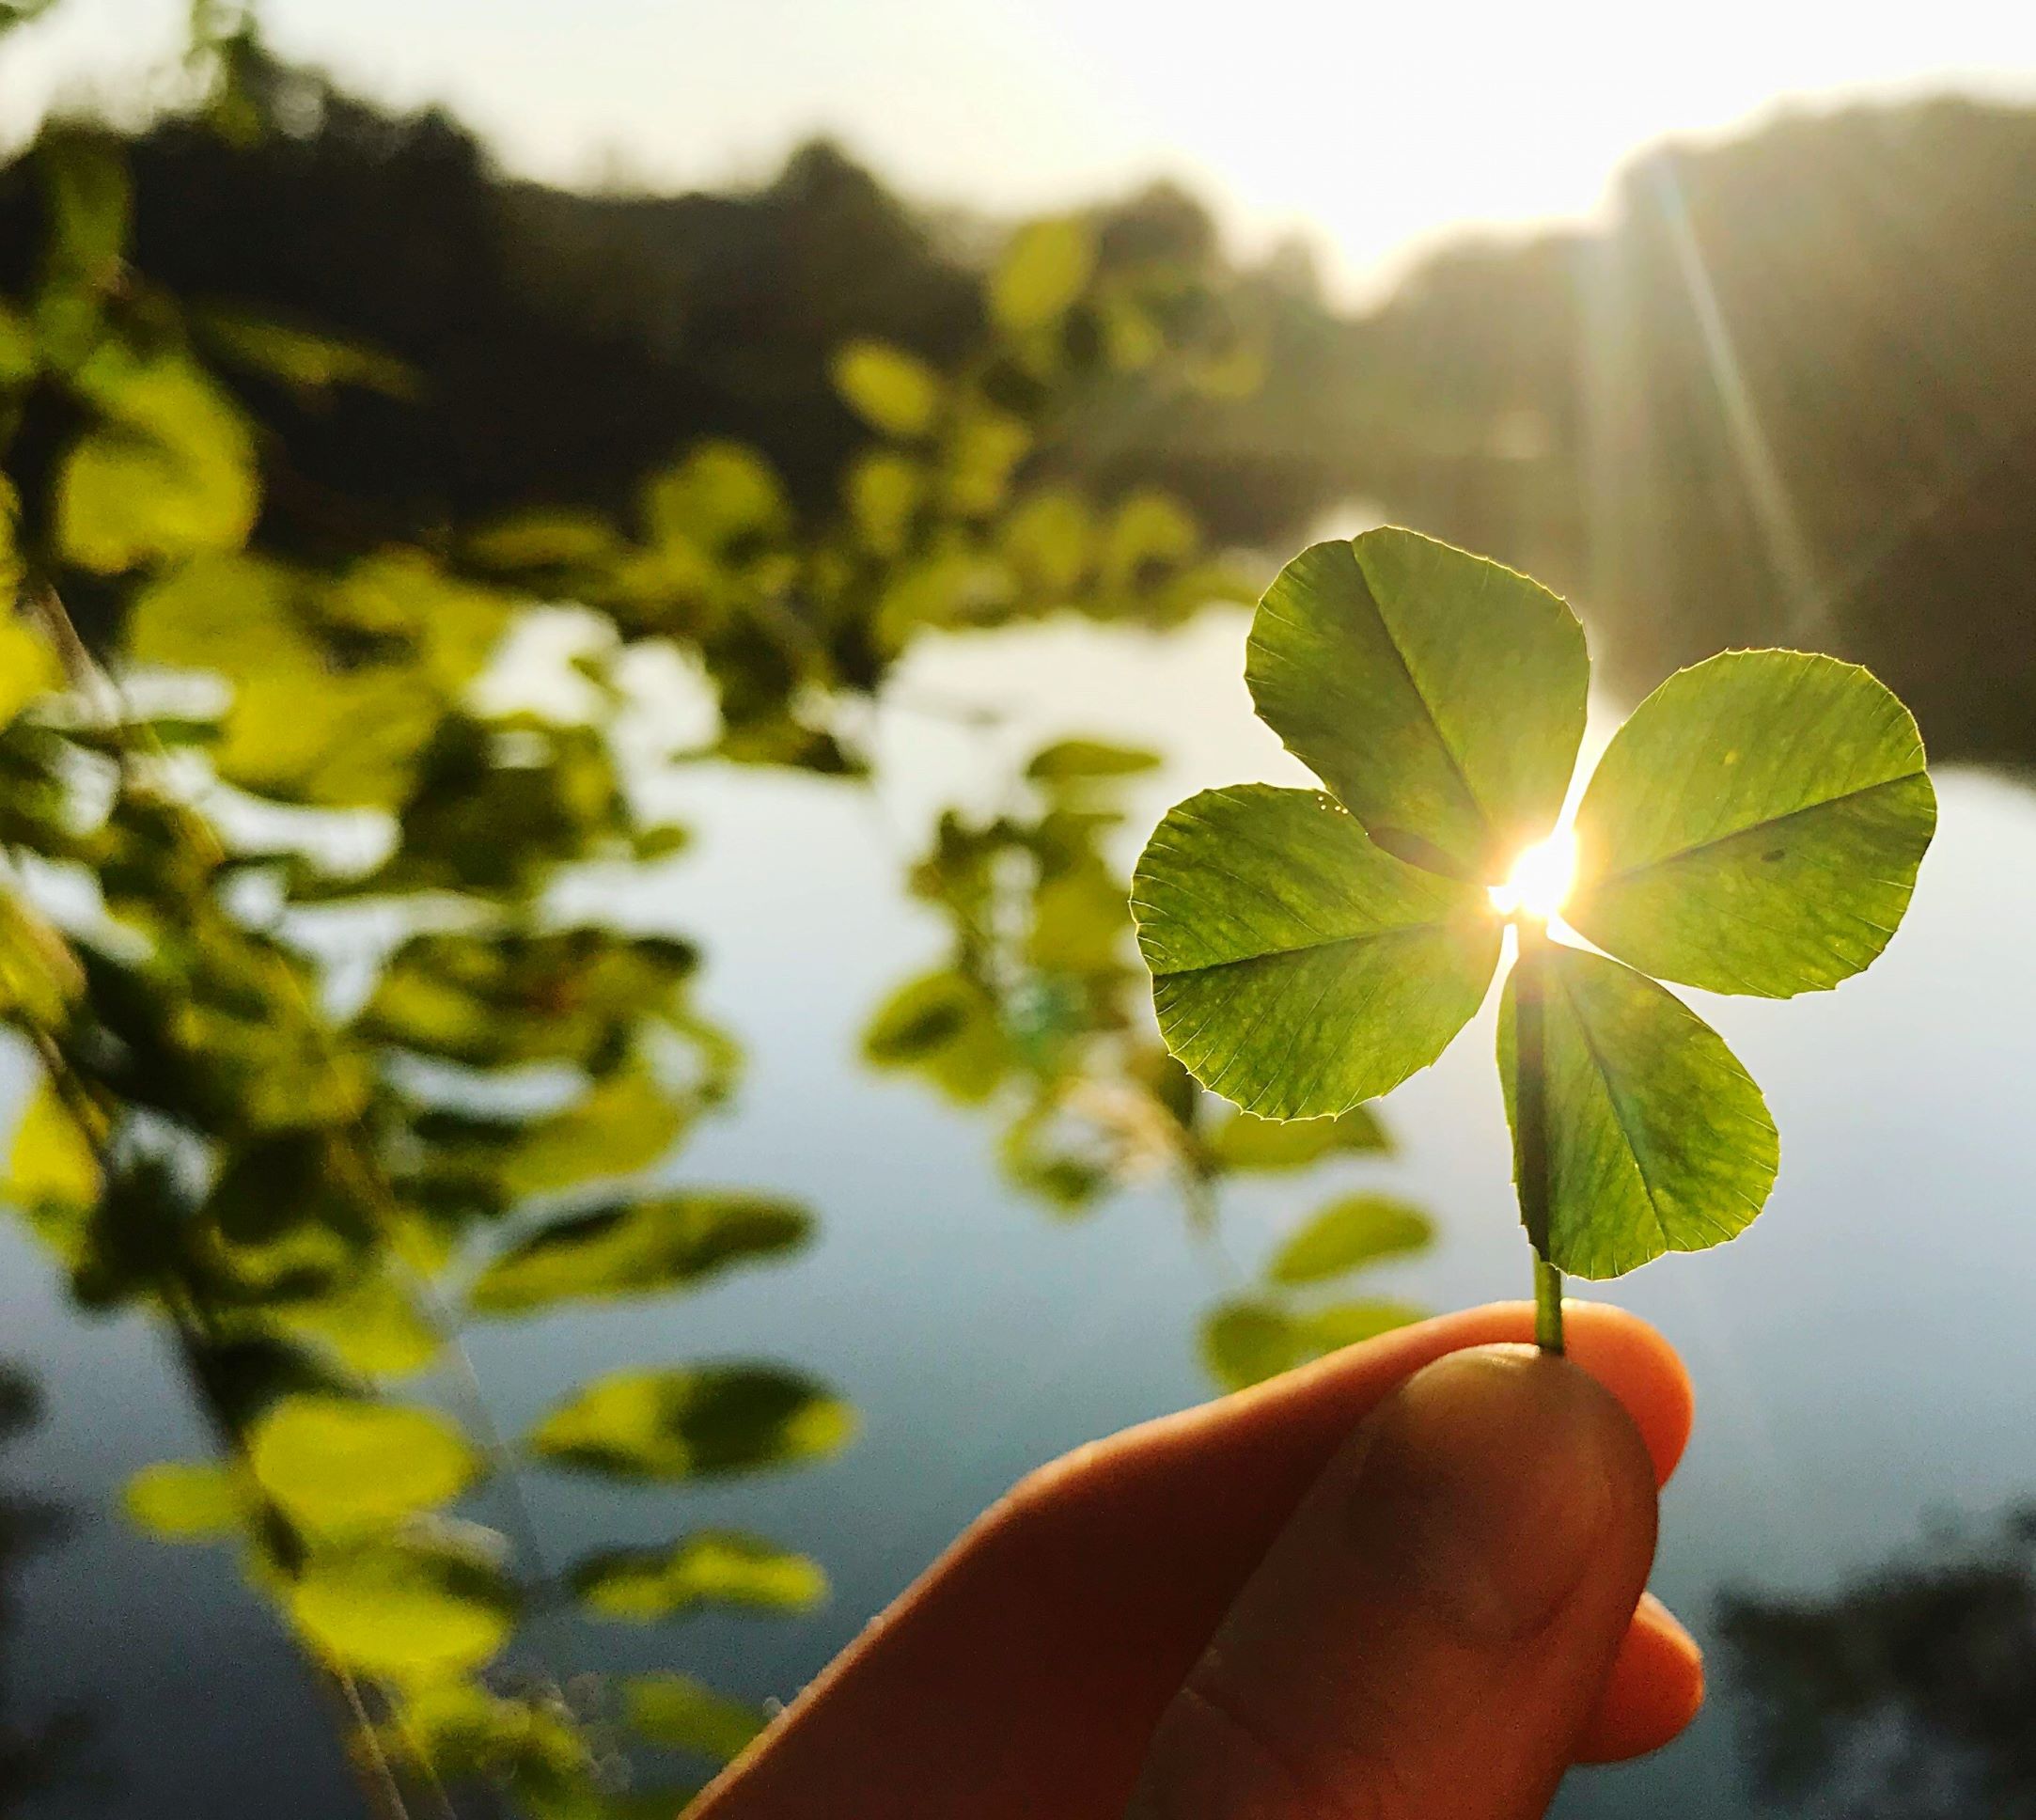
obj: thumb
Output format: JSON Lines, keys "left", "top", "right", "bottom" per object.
{"left": 1129, "top": 1345, "right": 1660, "bottom": 1820}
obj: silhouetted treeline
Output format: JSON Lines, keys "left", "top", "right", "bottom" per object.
{"left": 6, "top": 70, "right": 2034, "bottom": 765}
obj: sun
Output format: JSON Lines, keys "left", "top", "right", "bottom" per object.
{"left": 1488, "top": 830, "right": 1578, "bottom": 922}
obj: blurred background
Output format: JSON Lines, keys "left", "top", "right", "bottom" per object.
{"left": 1, "top": 2, "right": 2034, "bottom": 1815}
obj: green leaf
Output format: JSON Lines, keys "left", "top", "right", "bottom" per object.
{"left": 290, "top": 1539, "right": 515, "bottom": 1682}
{"left": 573, "top": 1530, "right": 826, "bottom": 1623}
{"left": 832, "top": 341, "right": 944, "bottom": 439}
{"left": 1245, "top": 530, "right": 1587, "bottom": 877}
{"left": 123, "top": 1461, "right": 246, "bottom": 1541}
{"left": 1202, "top": 1103, "right": 1389, "bottom": 1172}
{"left": 249, "top": 1395, "right": 477, "bottom": 1533}
{"left": 991, "top": 218, "right": 1095, "bottom": 335}
{"left": 1567, "top": 651, "right": 1936, "bottom": 997}
{"left": 1132, "top": 785, "right": 1500, "bottom": 1119}
{"left": 861, "top": 967, "right": 1010, "bottom": 1105}
{"left": 1266, "top": 1195, "right": 1433, "bottom": 1286}
{"left": 1201, "top": 1297, "right": 1425, "bottom": 1392}
{"left": 529, "top": 1366, "right": 854, "bottom": 1482}
{"left": 1024, "top": 739, "right": 1161, "bottom": 782}
{"left": 469, "top": 1193, "right": 811, "bottom": 1314}
{"left": 623, "top": 1671, "right": 765, "bottom": 1765}
{"left": 0, "top": 616, "right": 61, "bottom": 728}
{"left": 6, "top": 1080, "right": 100, "bottom": 1210}
{"left": 496, "top": 1068, "right": 690, "bottom": 1200}
{"left": 271, "top": 1273, "right": 442, "bottom": 1381}
{"left": 56, "top": 351, "right": 258, "bottom": 573}
{"left": 1499, "top": 942, "right": 1778, "bottom": 1279}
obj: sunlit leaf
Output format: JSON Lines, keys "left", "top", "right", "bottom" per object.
{"left": 1133, "top": 785, "right": 1499, "bottom": 1118}
{"left": 942, "top": 408, "right": 1030, "bottom": 516}
{"left": 572, "top": 1530, "right": 826, "bottom": 1623}
{"left": 861, "top": 967, "right": 1010, "bottom": 1105}
{"left": 290, "top": 1538, "right": 515, "bottom": 1682}
{"left": 395, "top": 1682, "right": 600, "bottom": 1814}
{"left": 623, "top": 1672, "right": 764, "bottom": 1765}
{"left": 991, "top": 218, "right": 1095, "bottom": 335}
{"left": 845, "top": 450, "right": 923, "bottom": 555}
{"left": 6, "top": 1079, "right": 102, "bottom": 1211}
{"left": 1246, "top": 530, "right": 1587, "bottom": 878}
{"left": 1266, "top": 1194, "right": 1433, "bottom": 1286}
{"left": 0, "top": 616, "right": 61, "bottom": 728}
{"left": 1201, "top": 1103, "right": 1389, "bottom": 1171}
{"left": 271, "top": 1272, "right": 442, "bottom": 1380}
{"left": 1024, "top": 739, "right": 1161, "bottom": 782}
{"left": 194, "top": 308, "right": 417, "bottom": 398}
{"left": 56, "top": 351, "right": 258, "bottom": 573}
{"left": 122, "top": 1460, "right": 246, "bottom": 1541}
{"left": 1201, "top": 1296, "right": 1425, "bottom": 1392}
{"left": 528, "top": 1366, "right": 854, "bottom": 1482}
{"left": 1499, "top": 941, "right": 1778, "bottom": 1279}
{"left": 1568, "top": 651, "right": 1936, "bottom": 996}
{"left": 833, "top": 340, "right": 943, "bottom": 440}
{"left": 469, "top": 1192, "right": 810, "bottom": 1314}
{"left": 249, "top": 1394, "right": 477, "bottom": 1533}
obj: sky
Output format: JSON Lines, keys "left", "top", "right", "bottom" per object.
{"left": 7, "top": 0, "right": 2036, "bottom": 295}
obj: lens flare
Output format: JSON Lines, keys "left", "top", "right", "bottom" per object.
{"left": 1489, "top": 831, "right": 1578, "bottom": 922}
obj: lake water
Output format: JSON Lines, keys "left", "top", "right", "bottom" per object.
{"left": 6, "top": 604, "right": 2035, "bottom": 1816}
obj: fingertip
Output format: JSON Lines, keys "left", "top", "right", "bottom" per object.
{"left": 1558, "top": 1301, "right": 1695, "bottom": 1488}
{"left": 1574, "top": 1592, "right": 1705, "bottom": 1763}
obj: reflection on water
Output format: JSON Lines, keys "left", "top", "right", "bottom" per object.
{"left": 1721, "top": 1507, "right": 2036, "bottom": 1818}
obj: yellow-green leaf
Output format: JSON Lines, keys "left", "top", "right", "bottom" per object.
{"left": 1133, "top": 785, "right": 1499, "bottom": 1119}
{"left": 528, "top": 1366, "right": 854, "bottom": 1482}
{"left": 832, "top": 340, "right": 943, "bottom": 439}
{"left": 123, "top": 1460, "right": 246, "bottom": 1541}
{"left": 1568, "top": 650, "right": 1936, "bottom": 997}
{"left": 1499, "top": 942, "right": 1778, "bottom": 1279}
{"left": 1246, "top": 530, "right": 1587, "bottom": 878}
{"left": 249, "top": 1395, "right": 476, "bottom": 1533}
{"left": 1266, "top": 1195, "right": 1433, "bottom": 1286}
{"left": 573, "top": 1531, "right": 826, "bottom": 1623}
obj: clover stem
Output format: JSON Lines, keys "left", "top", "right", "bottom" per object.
{"left": 1512, "top": 917, "right": 1564, "bottom": 1355}
{"left": 1534, "top": 1255, "right": 1565, "bottom": 1355}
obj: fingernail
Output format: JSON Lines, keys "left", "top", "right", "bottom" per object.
{"left": 1346, "top": 1348, "right": 1619, "bottom": 1641}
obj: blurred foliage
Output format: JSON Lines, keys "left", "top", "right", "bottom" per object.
{"left": 0, "top": 12, "right": 1292, "bottom": 1813}
{"left": 1720, "top": 1508, "right": 2036, "bottom": 1817}
{"left": 859, "top": 740, "right": 1432, "bottom": 1389}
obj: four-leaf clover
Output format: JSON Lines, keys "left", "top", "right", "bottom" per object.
{"left": 1131, "top": 528, "right": 1934, "bottom": 1310}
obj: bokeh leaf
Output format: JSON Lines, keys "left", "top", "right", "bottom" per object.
{"left": 572, "top": 1530, "right": 826, "bottom": 1623}
{"left": 528, "top": 1366, "right": 854, "bottom": 1482}
{"left": 1245, "top": 530, "right": 1587, "bottom": 877}
{"left": 1202, "top": 1103, "right": 1388, "bottom": 1171}
{"left": 249, "top": 1395, "right": 477, "bottom": 1533}
{"left": 122, "top": 1460, "right": 246, "bottom": 1541}
{"left": 1267, "top": 1195, "right": 1433, "bottom": 1286}
{"left": 0, "top": 616, "right": 61, "bottom": 727}
{"left": 833, "top": 340, "right": 943, "bottom": 439}
{"left": 1132, "top": 785, "right": 1499, "bottom": 1118}
{"left": 1568, "top": 650, "right": 1935, "bottom": 996}
{"left": 1499, "top": 941, "right": 1778, "bottom": 1279}
{"left": 469, "top": 1192, "right": 811, "bottom": 1314}
{"left": 6, "top": 1079, "right": 102, "bottom": 1211}
{"left": 290, "top": 1538, "right": 515, "bottom": 1682}
{"left": 991, "top": 218, "right": 1094, "bottom": 335}
{"left": 623, "top": 1671, "right": 765, "bottom": 1765}
{"left": 1201, "top": 1296, "right": 1425, "bottom": 1392}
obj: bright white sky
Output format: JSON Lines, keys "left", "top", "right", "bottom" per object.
{"left": 7, "top": 0, "right": 2035, "bottom": 295}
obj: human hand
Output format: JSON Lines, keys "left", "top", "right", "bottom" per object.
{"left": 691, "top": 1302, "right": 1701, "bottom": 1819}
